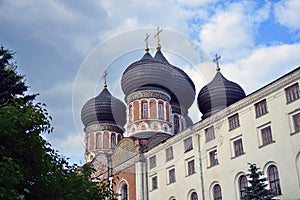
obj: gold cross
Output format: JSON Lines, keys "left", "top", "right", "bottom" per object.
{"left": 145, "top": 33, "right": 150, "bottom": 51}
{"left": 103, "top": 70, "right": 108, "bottom": 88}
{"left": 213, "top": 54, "right": 221, "bottom": 71}
{"left": 154, "top": 26, "right": 163, "bottom": 49}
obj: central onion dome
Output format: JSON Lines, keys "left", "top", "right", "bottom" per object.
{"left": 197, "top": 70, "right": 246, "bottom": 119}
{"left": 121, "top": 49, "right": 195, "bottom": 113}
{"left": 81, "top": 87, "right": 126, "bottom": 128}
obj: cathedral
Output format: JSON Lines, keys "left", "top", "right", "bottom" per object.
{"left": 80, "top": 30, "right": 300, "bottom": 199}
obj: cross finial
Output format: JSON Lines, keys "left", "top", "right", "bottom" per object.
{"left": 145, "top": 33, "right": 150, "bottom": 52}
{"left": 103, "top": 71, "right": 108, "bottom": 88}
{"left": 154, "top": 26, "right": 163, "bottom": 50}
{"left": 213, "top": 54, "right": 221, "bottom": 71}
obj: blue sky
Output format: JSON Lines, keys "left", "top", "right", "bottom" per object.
{"left": 1, "top": 0, "right": 300, "bottom": 164}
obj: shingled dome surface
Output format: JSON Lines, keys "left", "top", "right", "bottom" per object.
{"left": 121, "top": 50, "right": 195, "bottom": 111}
{"left": 81, "top": 88, "right": 126, "bottom": 127}
{"left": 197, "top": 71, "right": 246, "bottom": 119}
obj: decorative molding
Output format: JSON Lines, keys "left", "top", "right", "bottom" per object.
{"left": 85, "top": 123, "right": 125, "bottom": 134}
{"left": 126, "top": 90, "right": 171, "bottom": 103}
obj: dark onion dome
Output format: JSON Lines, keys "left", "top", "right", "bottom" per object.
{"left": 81, "top": 88, "right": 126, "bottom": 127}
{"left": 197, "top": 71, "right": 246, "bottom": 119}
{"left": 121, "top": 50, "right": 195, "bottom": 110}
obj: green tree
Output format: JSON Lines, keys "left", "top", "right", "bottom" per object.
{"left": 242, "top": 163, "right": 274, "bottom": 200}
{"left": 0, "top": 46, "right": 117, "bottom": 200}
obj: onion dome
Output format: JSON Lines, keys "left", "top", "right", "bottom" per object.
{"left": 81, "top": 87, "right": 126, "bottom": 127}
{"left": 121, "top": 49, "right": 195, "bottom": 111}
{"left": 197, "top": 71, "right": 246, "bottom": 119}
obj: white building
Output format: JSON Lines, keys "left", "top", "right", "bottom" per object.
{"left": 81, "top": 36, "right": 300, "bottom": 199}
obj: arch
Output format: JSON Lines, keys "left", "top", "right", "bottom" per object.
{"left": 210, "top": 182, "right": 222, "bottom": 200}
{"left": 187, "top": 189, "right": 198, "bottom": 200}
{"left": 267, "top": 164, "right": 282, "bottom": 196}
{"left": 162, "top": 123, "right": 169, "bottom": 132}
{"left": 234, "top": 171, "right": 247, "bottom": 199}
{"left": 169, "top": 196, "right": 176, "bottom": 200}
{"left": 117, "top": 179, "right": 129, "bottom": 200}
{"left": 151, "top": 122, "right": 161, "bottom": 130}
{"left": 138, "top": 122, "right": 149, "bottom": 131}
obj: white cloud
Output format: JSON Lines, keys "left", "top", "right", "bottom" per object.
{"left": 198, "top": 1, "right": 271, "bottom": 59}
{"left": 274, "top": 0, "right": 300, "bottom": 30}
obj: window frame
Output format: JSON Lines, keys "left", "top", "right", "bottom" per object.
{"left": 209, "top": 149, "right": 218, "bottom": 167}
{"left": 205, "top": 126, "right": 215, "bottom": 142}
{"left": 151, "top": 176, "right": 158, "bottom": 190}
{"left": 228, "top": 113, "right": 240, "bottom": 131}
{"left": 168, "top": 168, "right": 176, "bottom": 184}
{"left": 261, "top": 126, "right": 273, "bottom": 146}
{"left": 142, "top": 101, "right": 148, "bottom": 119}
{"left": 213, "top": 184, "right": 222, "bottom": 200}
{"left": 293, "top": 113, "right": 300, "bottom": 133}
{"left": 255, "top": 99, "right": 268, "bottom": 118}
{"left": 238, "top": 175, "right": 247, "bottom": 199}
{"left": 149, "top": 155, "right": 156, "bottom": 169}
{"left": 187, "top": 159, "right": 195, "bottom": 176}
{"left": 158, "top": 102, "right": 163, "bottom": 119}
{"left": 165, "top": 146, "right": 173, "bottom": 162}
{"left": 233, "top": 138, "right": 244, "bottom": 157}
{"left": 267, "top": 165, "right": 282, "bottom": 196}
{"left": 190, "top": 192, "right": 198, "bottom": 200}
{"left": 184, "top": 137, "right": 193, "bottom": 153}
{"left": 285, "top": 82, "right": 299, "bottom": 104}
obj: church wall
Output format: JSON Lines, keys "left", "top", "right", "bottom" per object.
{"left": 114, "top": 165, "right": 137, "bottom": 200}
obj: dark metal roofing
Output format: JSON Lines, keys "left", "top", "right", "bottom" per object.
{"left": 81, "top": 88, "right": 126, "bottom": 127}
{"left": 197, "top": 72, "right": 246, "bottom": 119}
{"left": 121, "top": 50, "right": 195, "bottom": 110}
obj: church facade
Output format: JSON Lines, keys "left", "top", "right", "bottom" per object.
{"left": 81, "top": 34, "right": 300, "bottom": 200}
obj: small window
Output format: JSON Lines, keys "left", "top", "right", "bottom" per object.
{"left": 149, "top": 156, "right": 156, "bottom": 169}
{"left": 267, "top": 165, "right": 282, "bottom": 196}
{"left": 121, "top": 184, "right": 128, "bottom": 200}
{"left": 190, "top": 192, "right": 198, "bottom": 200}
{"left": 142, "top": 102, "right": 148, "bottom": 119}
{"left": 152, "top": 176, "right": 158, "bottom": 190}
{"left": 166, "top": 146, "right": 173, "bottom": 161}
{"left": 261, "top": 126, "right": 273, "bottom": 146}
{"left": 111, "top": 133, "right": 116, "bottom": 148}
{"left": 255, "top": 99, "right": 268, "bottom": 117}
{"left": 187, "top": 159, "right": 195, "bottom": 175}
{"left": 205, "top": 126, "right": 215, "bottom": 142}
{"left": 129, "top": 105, "right": 133, "bottom": 122}
{"left": 233, "top": 139, "right": 244, "bottom": 157}
{"left": 174, "top": 115, "right": 180, "bottom": 134}
{"left": 285, "top": 83, "right": 299, "bottom": 104}
{"left": 213, "top": 184, "right": 222, "bottom": 200}
{"left": 293, "top": 113, "right": 300, "bottom": 133}
{"left": 228, "top": 113, "right": 240, "bottom": 130}
{"left": 168, "top": 168, "right": 176, "bottom": 184}
{"left": 96, "top": 134, "right": 101, "bottom": 149}
{"left": 238, "top": 175, "right": 247, "bottom": 199}
{"left": 209, "top": 150, "right": 218, "bottom": 167}
{"left": 184, "top": 137, "right": 193, "bottom": 152}
{"left": 158, "top": 102, "right": 163, "bottom": 119}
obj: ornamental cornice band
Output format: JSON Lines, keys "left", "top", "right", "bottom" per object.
{"left": 126, "top": 90, "right": 171, "bottom": 103}
{"left": 85, "top": 123, "right": 125, "bottom": 134}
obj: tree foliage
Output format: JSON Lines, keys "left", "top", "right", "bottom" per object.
{"left": 0, "top": 46, "right": 116, "bottom": 199}
{"left": 242, "top": 163, "right": 274, "bottom": 200}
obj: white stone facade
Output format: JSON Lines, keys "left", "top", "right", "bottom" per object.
{"left": 144, "top": 67, "right": 300, "bottom": 200}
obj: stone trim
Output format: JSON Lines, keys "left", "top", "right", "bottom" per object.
{"left": 126, "top": 90, "right": 171, "bottom": 103}
{"left": 85, "top": 123, "right": 125, "bottom": 134}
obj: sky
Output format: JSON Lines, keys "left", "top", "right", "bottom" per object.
{"left": 1, "top": 0, "right": 300, "bottom": 164}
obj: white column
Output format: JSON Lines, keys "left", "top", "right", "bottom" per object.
{"left": 136, "top": 161, "right": 144, "bottom": 200}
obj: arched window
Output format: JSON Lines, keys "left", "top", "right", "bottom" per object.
{"left": 174, "top": 115, "right": 180, "bottom": 134}
{"left": 238, "top": 175, "right": 247, "bottom": 199}
{"left": 190, "top": 192, "right": 198, "bottom": 200}
{"left": 267, "top": 165, "right": 282, "bottom": 196}
{"left": 129, "top": 105, "right": 133, "bottom": 122}
{"left": 142, "top": 102, "right": 147, "bottom": 119}
{"left": 158, "top": 102, "right": 163, "bottom": 119}
{"left": 96, "top": 133, "right": 101, "bottom": 149}
{"left": 213, "top": 184, "right": 222, "bottom": 200}
{"left": 121, "top": 184, "right": 128, "bottom": 200}
{"left": 111, "top": 133, "right": 115, "bottom": 148}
